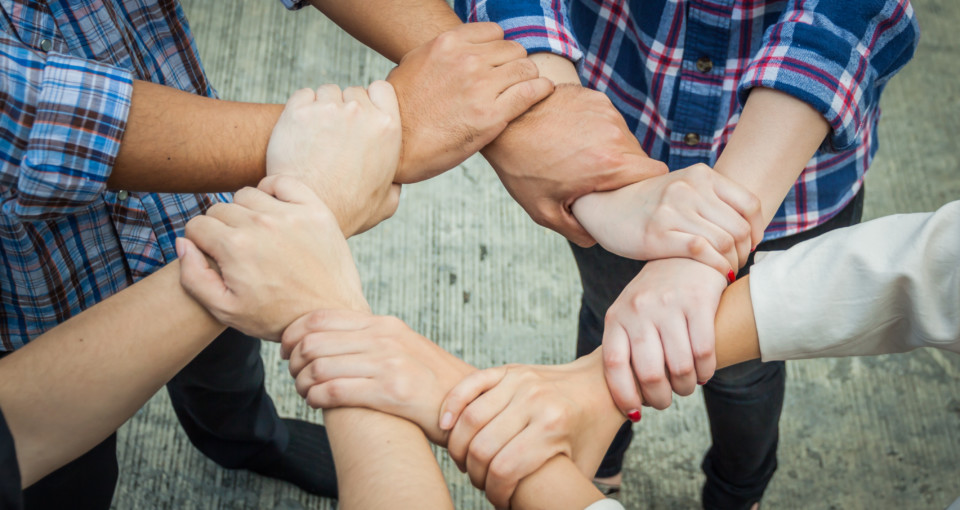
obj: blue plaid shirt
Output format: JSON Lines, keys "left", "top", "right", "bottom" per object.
{"left": 0, "top": 1, "right": 230, "bottom": 350}
{"left": 456, "top": 0, "right": 919, "bottom": 240}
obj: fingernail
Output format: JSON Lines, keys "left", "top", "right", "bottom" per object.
{"left": 175, "top": 238, "right": 185, "bottom": 258}
{"left": 439, "top": 411, "right": 454, "bottom": 430}
{"left": 627, "top": 409, "right": 641, "bottom": 422}
{"left": 727, "top": 270, "right": 736, "bottom": 284}
{"left": 698, "top": 381, "right": 705, "bottom": 386}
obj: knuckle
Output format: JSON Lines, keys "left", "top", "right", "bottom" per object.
{"left": 637, "top": 370, "right": 666, "bottom": 387}
{"left": 693, "top": 343, "right": 715, "bottom": 361}
{"left": 468, "top": 442, "right": 495, "bottom": 466}
{"left": 670, "top": 361, "right": 695, "bottom": 379}
{"left": 487, "top": 458, "right": 514, "bottom": 482}
{"left": 717, "top": 234, "right": 735, "bottom": 253}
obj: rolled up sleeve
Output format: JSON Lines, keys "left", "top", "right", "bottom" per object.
{"left": 737, "top": 0, "right": 919, "bottom": 152}
{"left": 1, "top": 35, "right": 133, "bottom": 220}
{"left": 455, "top": 0, "right": 583, "bottom": 63}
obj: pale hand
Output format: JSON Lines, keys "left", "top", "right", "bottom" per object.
{"left": 572, "top": 163, "right": 764, "bottom": 277}
{"left": 266, "top": 81, "right": 401, "bottom": 237}
{"left": 481, "top": 83, "right": 669, "bottom": 247}
{"left": 281, "top": 310, "right": 475, "bottom": 445}
{"left": 602, "top": 258, "right": 727, "bottom": 413}
{"left": 178, "top": 176, "right": 368, "bottom": 341}
{"left": 387, "top": 22, "right": 554, "bottom": 183}
{"left": 439, "top": 354, "right": 625, "bottom": 509}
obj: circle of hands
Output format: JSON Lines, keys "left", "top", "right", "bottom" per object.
{"left": 176, "top": 22, "right": 764, "bottom": 510}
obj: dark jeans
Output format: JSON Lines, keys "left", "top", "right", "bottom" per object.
{"left": 569, "top": 191, "right": 864, "bottom": 509}
{"left": 21, "top": 328, "right": 287, "bottom": 510}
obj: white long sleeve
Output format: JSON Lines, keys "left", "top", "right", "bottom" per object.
{"left": 751, "top": 200, "right": 960, "bottom": 361}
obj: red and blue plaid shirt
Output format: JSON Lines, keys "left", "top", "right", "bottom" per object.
{"left": 456, "top": 0, "right": 919, "bottom": 240}
{"left": 0, "top": 0, "right": 229, "bottom": 350}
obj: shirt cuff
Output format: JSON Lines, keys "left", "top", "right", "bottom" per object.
{"left": 584, "top": 499, "right": 626, "bottom": 510}
{"left": 736, "top": 21, "right": 874, "bottom": 153}
{"left": 456, "top": 1, "right": 583, "bottom": 63}
{"left": 17, "top": 54, "right": 133, "bottom": 219}
{"left": 278, "top": 0, "right": 306, "bottom": 10}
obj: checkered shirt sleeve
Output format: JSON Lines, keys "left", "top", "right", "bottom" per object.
{"left": 0, "top": 31, "right": 133, "bottom": 220}
{"left": 455, "top": 0, "right": 583, "bottom": 63}
{"left": 738, "top": 0, "right": 919, "bottom": 152}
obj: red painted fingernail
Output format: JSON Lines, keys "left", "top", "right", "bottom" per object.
{"left": 627, "top": 410, "right": 641, "bottom": 422}
{"left": 698, "top": 381, "right": 705, "bottom": 386}
{"left": 727, "top": 270, "right": 736, "bottom": 283}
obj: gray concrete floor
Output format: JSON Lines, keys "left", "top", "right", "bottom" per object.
{"left": 112, "top": 1, "right": 960, "bottom": 508}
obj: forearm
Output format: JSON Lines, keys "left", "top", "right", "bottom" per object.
{"left": 110, "top": 80, "right": 283, "bottom": 193}
{"left": 0, "top": 262, "right": 226, "bottom": 487}
{"left": 324, "top": 408, "right": 453, "bottom": 509}
{"left": 306, "top": 0, "right": 461, "bottom": 62}
{"left": 713, "top": 87, "right": 829, "bottom": 226}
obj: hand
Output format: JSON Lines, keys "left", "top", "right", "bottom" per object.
{"left": 572, "top": 163, "right": 764, "bottom": 276}
{"left": 387, "top": 22, "right": 554, "bottom": 183}
{"left": 281, "top": 310, "right": 475, "bottom": 445}
{"left": 178, "top": 176, "right": 369, "bottom": 341}
{"left": 438, "top": 354, "right": 625, "bottom": 509}
{"left": 603, "top": 258, "right": 727, "bottom": 412}
{"left": 266, "top": 81, "right": 401, "bottom": 237}
{"left": 481, "top": 83, "right": 669, "bottom": 247}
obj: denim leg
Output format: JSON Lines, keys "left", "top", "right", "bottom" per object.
{"left": 569, "top": 241, "right": 647, "bottom": 477}
{"left": 166, "top": 328, "right": 288, "bottom": 469}
{"left": 700, "top": 359, "right": 785, "bottom": 509}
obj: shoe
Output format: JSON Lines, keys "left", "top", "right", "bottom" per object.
{"left": 247, "top": 418, "right": 338, "bottom": 498}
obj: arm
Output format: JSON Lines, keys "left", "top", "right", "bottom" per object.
{"left": 0, "top": 262, "right": 226, "bottom": 488}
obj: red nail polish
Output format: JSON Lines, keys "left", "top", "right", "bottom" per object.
{"left": 727, "top": 270, "right": 736, "bottom": 283}
{"left": 698, "top": 381, "right": 705, "bottom": 386}
{"left": 627, "top": 410, "right": 641, "bottom": 422}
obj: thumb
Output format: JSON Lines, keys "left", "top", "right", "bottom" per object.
{"left": 177, "top": 237, "right": 235, "bottom": 318}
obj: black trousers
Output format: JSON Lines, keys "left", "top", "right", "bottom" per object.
{"left": 569, "top": 191, "right": 864, "bottom": 509}
{"left": 22, "top": 328, "right": 287, "bottom": 510}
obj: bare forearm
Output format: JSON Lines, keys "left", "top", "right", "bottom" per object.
{"left": 713, "top": 87, "right": 830, "bottom": 226}
{"left": 324, "top": 408, "right": 453, "bottom": 509}
{"left": 110, "top": 80, "right": 283, "bottom": 193}
{"left": 306, "top": 0, "right": 461, "bottom": 62}
{"left": 0, "top": 262, "right": 225, "bottom": 487}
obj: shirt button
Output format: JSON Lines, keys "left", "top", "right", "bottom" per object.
{"left": 39, "top": 39, "right": 52, "bottom": 52}
{"left": 117, "top": 190, "right": 129, "bottom": 201}
{"left": 696, "top": 56, "right": 713, "bottom": 73}
{"left": 684, "top": 133, "right": 701, "bottom": 146}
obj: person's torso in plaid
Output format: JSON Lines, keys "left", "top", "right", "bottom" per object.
{"left": 457, "top": 0, "right": 919, "bottom": 240}
{"left": 0, "top": 0, "right": 231, "bottom": 350}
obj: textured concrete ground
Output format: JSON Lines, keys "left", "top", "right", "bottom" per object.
{"left": 112, "top": 1, "right": 960, "bottom": 508}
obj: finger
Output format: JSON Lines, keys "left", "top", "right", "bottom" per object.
{"left": 630, "top": 321, "right": 672, "bottom": 410}
{"left": 601, "top": 321, "right": 644, "bottom": 418}
{"left": 483, "top": 428, "right": 562, "bottom": 509}
{"left": 686, "top": 300, "right": 718, "bottom": 385}
{"left": 658, "top": 310, "right": 698, "bottom": 397}
{"left": 286, "top": 87, "right": 317, "bottom": 109}
{"left": 342, "top": 85, "right": 374, "bottom": 107}
{"left": 494, "top": 77, "right": 555, "bottom": 125}
{"left": 456, "top": 21, "right": 504, "bottom": 44}
{"left": 176, "top": 237, "right": 235, "bottom": 317}
{"left": 367, "top": 80, "right": 401, "bottom": 123}
{"left": 314, "top": 83, "right": 343, "bottom": 104}
{"left": 448, "top": 381, "right": 514, "bottom": 471}
{"left": 204, "top": 202, "right": 256, "bottom": 229}
{"left": 678, "top": 215, "right": 739, "bottom": 278}
{"left": 711, "top": 174, "right": 765, "bottom": 249}
{"left": 490, "top": 58, "right": 540, "bottom": 94}
{"left": 182, "top": 215, "right": 233, "bottom": 263}
{"left": 304, "top": 377, "right": 379, "bottom": 410}
{"left": 288, "top": 331, "right": 369, "bottom": 378}
{"left": 440, "top": 367, "right": 507, "bottom": 431}
{"left": 232, "top": 185, "right": 286, "bottom": 213}
{"left": 477, "top": 39, "right": 527, "bottom": 67}
{"left": 697, "top": 203, "right": 752, "bottom": 269}
{"left": 258, "top": 174, "right": 324, "bottom": 206}
{"left": 464, "top": 402, "right": 529, "bottom": 493}
{"left": 659, "top": 231, "right": 733, "bottom": 277}
{"left": 281, "top": 309, "right": 374, "bottom": 359}
{"left": 294, "top": 353, "right": 380, "bottom": 398}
